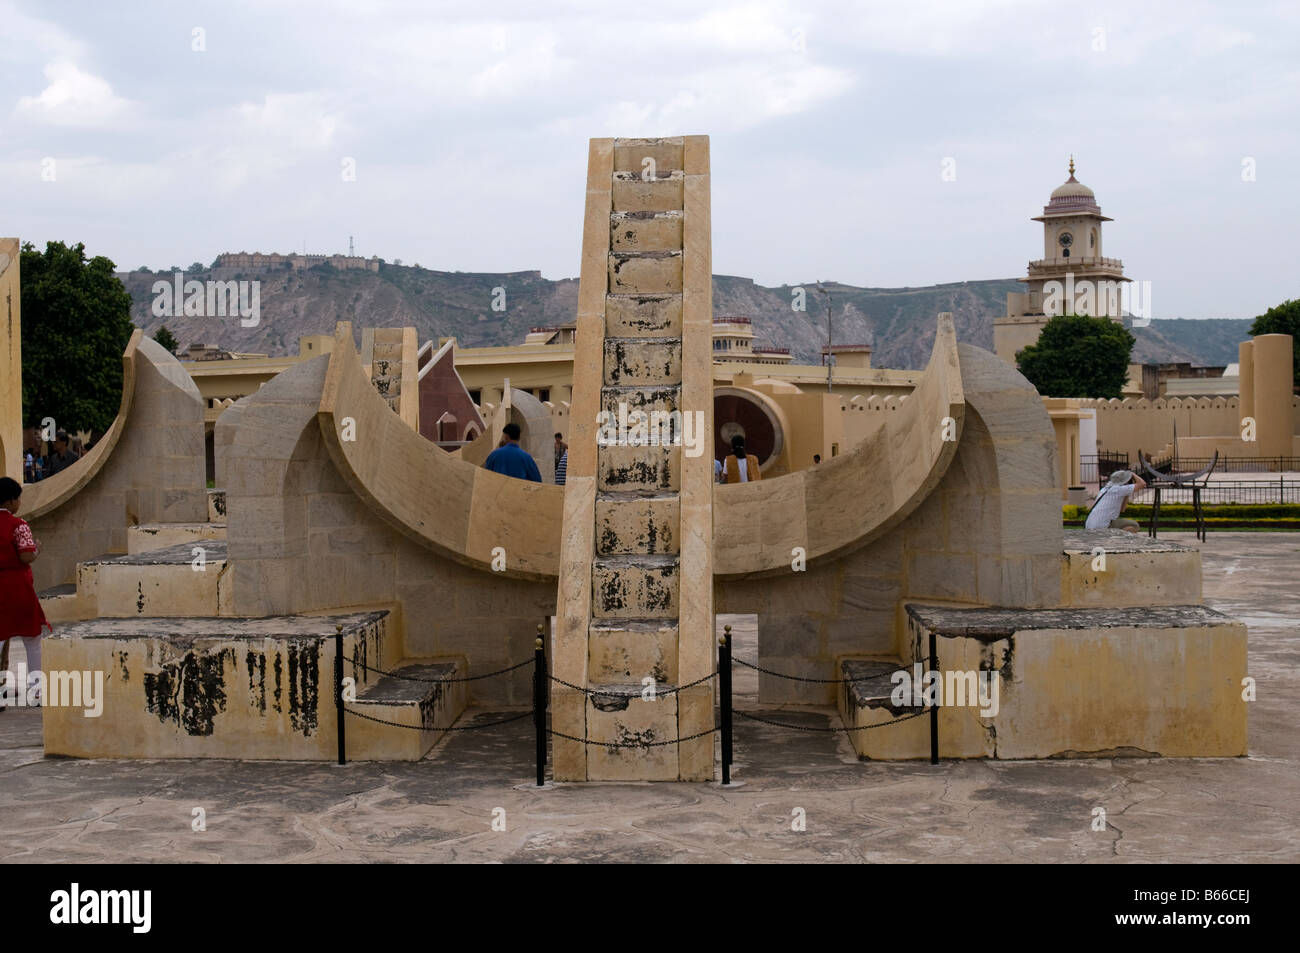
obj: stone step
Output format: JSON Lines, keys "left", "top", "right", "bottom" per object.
{"left": 37, "top": 582, "right": 85, "bottom": 624}
{"left": 591, "top": 555, "right": 679, "bottom": 620}
{"left": 41, "top": 611, "right": 394, "bottom": 760}
{"left": 127, "top": 522, "right": 227, "bottom": 555}
{"left": 600, "top": 384, "right": 681, "bottom": 418}
{"left": 613, "top": 138, "right": 685, "bottom": 175}
{"left": 595, "top": 495, "right": 679, "bottom": 556}
{"left": 76, "top": 541, "right": 230, "bottom": 618}
{"left": 597, "top": 445, "right": 681, "bottom": 492}
{"left": 608, "top": 251, "right": 682, "bottom": 295}
{"left": 837, "top": 657, "right": 930, "bottom": 761}
{"left": 588, "top": 620, "right": 679, "bottom": 683}
{"left": 348, "top": 658, "right": 469, "bottom": 760}
{"left": 610, "top": 211, "right": 683, "bottom": 252}
{"left": 611, "top": 171, "right": 684, "bottom": 213}
{"left": 603, "top": 338, "right": 683, "bottom": 387}
{"left": 605, "top": 294, "right": 682, "bottom": 338}
{"left": 585, "top": 689, "right": 680, "bottom": 781}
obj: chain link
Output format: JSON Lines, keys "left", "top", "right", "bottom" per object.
{"left": 731, "top": 656, "right": 936, "bottom": 685}
{"left": 547, "top": 725, "right": 719, "bottom": 749}
{"left": 343, "top": 707, "right": 535, "bottom": 731}
{"left": 349, "top": 657, "right": 534, "bottom": 683}
{"left": 548, "top": 670, "right": 717, "bottom": 698}
{"left": 733, "top": 707, "right": 931, "bottom": 732}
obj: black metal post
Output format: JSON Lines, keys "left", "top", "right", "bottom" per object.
{"left": 534, "top": 629, "right": 546, "bottom": 787}
{"left": 720, "top": 625, "right": 733, "bottom": 784}
{"left": 928, "top": 631, "right": 939, "bottom": 765}
{"left": 335, "top": 625, "right": 346, "bottom": 766}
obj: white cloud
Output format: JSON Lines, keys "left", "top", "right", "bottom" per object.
{"left": 15, "top": 59, "right": 133, "bottom": 126}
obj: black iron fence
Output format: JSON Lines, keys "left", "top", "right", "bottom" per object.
{"left": 1132, "top": 479, "right": 1300, "bottom": 505}
{"left": 1173, "top": 456, "right": 1300, "bottom": 473}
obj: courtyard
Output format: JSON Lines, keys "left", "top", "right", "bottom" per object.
{"left": 1, "top": 532, "right": 1294, "bottom": 864}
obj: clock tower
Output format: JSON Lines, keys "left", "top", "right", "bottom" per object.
{"left": 994, "top": 158, "right": 1129, "bottom": 364}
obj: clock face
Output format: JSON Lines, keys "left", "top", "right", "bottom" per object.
{"left": 1059, "top": 232, "right": 1074, "bottom": 247}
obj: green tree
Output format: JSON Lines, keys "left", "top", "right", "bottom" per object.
{"left": 1249, "top": 298, "right": 1300, "bottom": 390}
{"left": 153, "top": 325, "right": 179, "bottom": 354}
{"left": 1016, "top": 313, "right": 1135, "bottom": 399}
{"left": 20, "top": 241, "right": 135, "bottom": 436}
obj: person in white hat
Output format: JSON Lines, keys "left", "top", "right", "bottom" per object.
{"left": 1085, "top": 469, "right": 1147, "bottom": 532}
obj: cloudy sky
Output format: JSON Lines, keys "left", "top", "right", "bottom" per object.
{"left": 3, "top": 0, "right": 1297, "bottom": 318}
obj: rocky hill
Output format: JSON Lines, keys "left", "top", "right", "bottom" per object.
{"left": 120, "top": 262, "right": 1253, "bottom": 370}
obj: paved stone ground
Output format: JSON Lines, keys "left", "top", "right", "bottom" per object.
{"left": 1, "top": 532, "right": 1296, "bottom": 863}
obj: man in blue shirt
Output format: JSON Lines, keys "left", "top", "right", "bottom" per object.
{"left": 484, "top": 423, "right": 542, "bottom": 482}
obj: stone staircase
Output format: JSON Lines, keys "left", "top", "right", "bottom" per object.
{"left": 361, "top": 327, "right": 419, "bottom": 429}
{"left": 34, "top": 489, "right": 465, "bottom": 761}
{"left": 555, "top": 136, "right": 714, "bottom": 781}
{"left": 368, "top": 328, "right": 405, "bottom": 413}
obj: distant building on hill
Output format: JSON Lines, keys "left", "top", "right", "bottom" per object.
{"left": 214, "top": 251, "right": 382, "bottom": 272}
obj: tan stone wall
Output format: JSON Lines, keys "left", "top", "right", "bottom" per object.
{"left": 718, "top": 342, "right": 1064, "bottom": 704}
{"left": 1082, "top": 395, "right": 1294, "bottom": 462}
{"left": 220, "top": 352, "right": 554, "bottom": 705}
{"left": 26, "top": 335, "right": 208, "bottom": 590}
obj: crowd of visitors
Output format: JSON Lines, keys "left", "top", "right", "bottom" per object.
{"left": 21, "top": 431, "right": 86, "bottom": 483}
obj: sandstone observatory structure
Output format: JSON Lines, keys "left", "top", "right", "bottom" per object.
{"left": 1, "top": 144, "right": 1249, "bottom": 773}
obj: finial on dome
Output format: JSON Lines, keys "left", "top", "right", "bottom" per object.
{"left": 1068, "top": 155, "right": 1076, "bottom": 179}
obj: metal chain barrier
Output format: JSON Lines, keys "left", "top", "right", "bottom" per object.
{"left": 344, "top": 707, "right": 535, "bottom": 731}
{"left": 349, "top": 656, "right": 533, "bottom": 683}
{"left": 548, "top": 669, "right": 718, "bottom": 698}
{"left": 732, "top": 655, "right": 937, "bottom": 685}
{"left": 733, "top": 707, "right": 931, "bottom": 732}
{"left": 547, "top": 725, "right": 719, "bottom": 749}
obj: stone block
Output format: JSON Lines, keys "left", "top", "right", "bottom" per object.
{"left": 585, "top": 692, "right": 679, "bottom": 781}
{"left": 605, "top": 294, "right": 682, "bottom": 338}
{"left": 613, "top": 138, "right": 685, "bottom": 174}
{"left": 587, "top": 621, "right": 678, "bottom": 682}
{"left": 595, "top": 496, "right": 679, "bottom": 555}
{"left": 611, "top": 172, "right": 684, "bottom": 213}
{"left": 591, "top": 556, "right": 679, "bottom": 619}
{"left": 608, "top": 252, "right": 683, "bottom": 295}
{"left": 610, "top": 211, "right": 683, "bottom": 252}
{"left": 603, "top": 338, "right": 683, "bottom": 387}
{"left": 597, "top": 445, "right": 681, "bottom": 492}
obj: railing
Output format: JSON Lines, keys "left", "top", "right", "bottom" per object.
{"left": 1173, "top": 456, "right": 1300, "bottom": 474}
{"left": 1133, "top": 480, "right": 1300, "bottom": 505}
{"left": 1026, "top": 256, "right": 1125, "bottom": 272}
{"left": 1080, "top": 451, "right": 1130, "bottom": 485}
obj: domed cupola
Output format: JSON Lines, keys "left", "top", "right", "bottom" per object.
{"left": 1042, "top": 156, "right": 1103, "bottom": 216}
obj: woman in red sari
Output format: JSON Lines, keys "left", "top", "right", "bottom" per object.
{"left": 0, "top": 476, "right": 50, "bottom": 708}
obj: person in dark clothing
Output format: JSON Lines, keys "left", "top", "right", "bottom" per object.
{"left": 484, "top": 423, "right": 542, "bottom": 482}
{"left": 45, "top": 432, "right": 78, "bottom": 477}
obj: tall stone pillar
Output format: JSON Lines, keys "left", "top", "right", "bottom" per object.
{"left": 1252, "top": 334, "right": 1294, "bottom": 460}
{"left": 1237, "top": 340, "right": 1254, "bottom": 425}
{"left": 553, "top": 136, "right": 715, "bottom": 781}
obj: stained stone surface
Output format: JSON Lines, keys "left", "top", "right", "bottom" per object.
{"left": 1, "top": 533, "right": 1296, "bottom": 862}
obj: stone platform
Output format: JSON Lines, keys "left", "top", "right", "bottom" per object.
{"left": 0, "top": 536, "right": 1294, "bottom": 862}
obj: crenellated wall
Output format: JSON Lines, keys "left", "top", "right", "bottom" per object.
{"left": 1082, "top": 394, "right": 1300, "bottom": 464}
